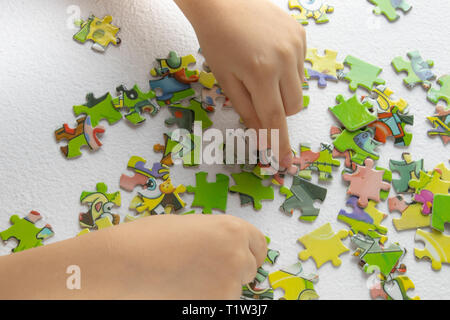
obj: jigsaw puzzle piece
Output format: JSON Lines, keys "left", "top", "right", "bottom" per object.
{"left": 371, "top": 276, "right": 420, "bottom": 300}
{"left": 55, "top": 116, "right": 105, "bottom": 159}
{"left": 201, "top": 85, "right": 228, "bottom": 112}
{"left": 297, "top": 143, "right": 340, "bottom": 181}
{"left": 389, "top": 153, "right": 423, "bottom": 193}
{"left": 150, "top": 51, "right": 198, "bottom": 76}
{"left": 112, "top": 85, "right": 159, "bottom": 125}
{"left": 370, "top": 106, "right": 413, "bottom": 146}
{"left": 368, "top": 0, "right": 412, "bottom": 21}
{"left": 298, "top": 223, "right": 349, "bottom": 268}
{"left": 415, "top": 228, "right": 450, "bottom": 270}
{"left": 230, "top": 172, "right": 274, "bottom": 211}
{"left": 392, "top": 51, "right": 435, "bottom": 89}
{"left": 79, "top": 183, "right": 121, "bottom": 229}
{"left": 431, "top": 194, "right": 450, "bottom": 232}
{"left": 77, "top": 216, "right": 114, "bottom": 236}
{"left": 305, "top": 48, "right": 343, "bottom": 77}
{"left": 427, "top": 106, "right": 450, "bottom": 145}
{"left": 388, "top": 196, "right": 430, "bottom": 231}
{"left": 73, "top": 92, "right": 122, "bottom": 127}
{"left": 187, "top": 172, "right": 229, "bottom": 214}
{"left": 363, "top": 85, "right": 409, "bottom": 113}
{"left": 428, "top": 75, "right": 450, "bottom": 105}
{"left": 343, "top": 158, "right": 391, "bottom": 208}
{"left": 339, "top": 55, "right": 385, "bottom": 92}
{"left": 288, "top": 0, "right": 334, "bottom": 25}
{"left": 332, "top": 126, "right": 381, "bottom": 165}
{"left": 279, "top": 176, "right": 327, "bottom": 221}
{"left": 409, "top": 169, "right": 450, "bottom": 196}
{"left": 153, "top": 132, "right": 202, "bottom": 167}
{"left": 73, "top": 15, "right": 121, "bottom": 52}
{"left": 166, "top": 99, "right": 213, "bottom": 131}
{"left": 329, "top": 94, "right": 377, "bottom": 131}
{"left": 120, "top": 156, "right": 170, "bottom": 192}
{"left": 149, "top": 76, "right": 196, "bottom": 106}
{"left": 268, "top": 262, "right": 319, "bottom": 300}
{"left": 0, "top": 211, "right": 54, "bottom": 253}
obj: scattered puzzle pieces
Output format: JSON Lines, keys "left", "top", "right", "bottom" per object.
{"left": 388, "top": 196, "right": 430, "bottom": 231}
{"left": 0, "top": 211, "right": 54, "bottom": 253}
{"left": 268, "top": 262, "right": 319, "bottom": 300}
{"left": 297, "top": 143, "right": 340, "bottom": 181}
{"left": 370, "top": 276, "right": 420, "bottom": 300}
{"left": 298, "top": 223, "right": 349, "bottom": 268}
{"left": 415, "top": 228, "right": 450, "bottom": 270}
{"left": 73, "top": 92, "right": 123, "bottom": 127}
{"left": 428, "top": 75, "right": 450, "bottom": 105}
{"left": 339, "top": 55, "right": 385, "bottom": 92}
{"left": 389, "top": 153, "right": 424, "bottom": 193}
{"left": 280, "top": 176, "right": 327, "bottom": 221}
{"left": 368, "top": 0, "right": 412, "bottom": 22}
{"left": 427, "top": 106, "right": 450, "bottom": 145}
{"left": 187, "top": 172, "right": 229, "bottom": 214}
{"left": 112, "top": 85, "right": 159, "bottom": 125}
{"left": 230, "top": 172, "right": 274, "bottom": 210}
{"left": 55, "top": 116, "right": 105, "bottom": 159}
{"left": 343, "top": 158, "right": 391, "bottom": 208}
{"left": 288, "top": 0, "right": 334, "bottom": 25}
{"left": 329, "top": 94, "right": 377, "bottom": 131}
{"left": 392, "top": 51, "right": 435, "bottom": 89}
{"left": 73, "top": 15, "right": 121, "bottom": 52}
{"left": 79, "top": 183, "right": 121, "bottom": 229}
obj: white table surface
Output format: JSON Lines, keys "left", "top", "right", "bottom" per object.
{"left": 0, "top": 0, "right": 449, "bottom": 300}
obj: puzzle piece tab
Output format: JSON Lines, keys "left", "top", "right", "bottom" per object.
{"left": 388, "top": 196, "right": 430, "bottom": 231}
{"left": 230, "top": 172, "right": 274, "bottom": 210}
{"left": 73, "top": 92, "right": 123, "bottom": 127}
{"left": 298, "top": 223, "right": 349, "bottom": 268}
{"left": 280, "top": 176, "right": 327, "bottom": 222}
{"left": 392, "top": 51, "right": 435, "bottom": 89}
{"left": 415, "top": 228, "right": 450, "bottom": 270}
{"left": 368, "top": 0, "right": 412, "bottom": 22}
{"left": 389, "top": 153, "right": 424, "bottom": 193}
{"left": 427, "top": 106, "right": 450, "bottom": 145}
{"left": 0, "top": 211, "right": 54, "bottom": 253}
{"left": 428, "top": 75, "right": 450, "bottom": 105}
{"left": 187, "top": 172, "right": 229, "bottom": 214}
{"left": 268, "top": 262, "right": 319, "bottom": 300}
{"left": 329, "top": 94, "right": 377, "bottom": 131}
{"left": 339, "top": 55, "right": 385, "bottom": 92}
{"left": 73, "top": 15, "right": 121, "bottom": 52}
{"left": 343, "top": 158, "right": 391, "bottom": 208}
{"left": 55, "top": 116, "right": 105, "bottom": 159}
{"left": 305, "top": 48, "right": 343, "bottom": 87}
{"left": 288, "top": 0, "right": 334, "bottom": 25}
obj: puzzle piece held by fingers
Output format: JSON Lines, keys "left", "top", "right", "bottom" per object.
{"left": 298, "top": 223, "right": 349, "bottom": 268}
{"left": 339, "top": 55, "right": 385, "bottom": 92}
{"left": 427, "top": 106, "right": 450, "bottom": 145}
{"left": 73, "top": 15, "right": 121, "bottom": 52}
{"left": 268, "top": 262, "right": 319, "bottom": 300}
{"left": 389, "top": 153, "right": 424, "bottom": 193}
{"left": 368, "top": 0, "right": 412, "bottom": 22}
{"left": 288, "top": 0, "right": 334, "bottom": 25}
{"left": 230, "top": 171, "right": 274, "bottom": 211}
{"left": 297, "top": 143, "right": 340, "bottom": 181}
{"left": 392, "top": 51, "right": 435, "bottom": 90}
{"left": 187, "top": 172, "right": 229, "bottom": 214}
{"left": 0, "top": 211, "right": 54, "bottom": 253}
{"left": 388, "top": 196, "right": 430, "bottom": 231}
{"left": 55, "top": 116, "right": 105, "bottom": 159}
{"left": 280, "top": 176, "right": 327, "bottom": 222}
{"left": 73, "top": 92, "right": 123, "bottom": 127}
{"left": 415, "top": 228, "right": 450, "bottom": 270}
{"left": 343, "top": 158, "right": 391, "bottom": 208}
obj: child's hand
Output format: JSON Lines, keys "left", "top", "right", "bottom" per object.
{"left": 176, "top": 0, "right": 307, "bottom": 169}
{"left": 0, "top": 214, "right": 268, "bottom": 299}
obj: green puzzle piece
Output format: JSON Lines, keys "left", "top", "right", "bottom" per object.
{"left": 332, "top": 127, "right": 380, "bottom": 165}
{"left": 230, "top": 172, "right": 274, "bottom": 210}
{"left": 73, "top": 92, "right": 123, "bottom": 127}
{"left": 341, "top": 55, "right": 385, "bottom": 92}
{"left": 427, "top": 75, "right": 450, "bottom": 105}
{"left": 368, "top": 0, "right": 412, "bottom": 22}
{"left": 298, "top": 143, "right": 340, "bottom": 181}
{"left": 431, "top": 194, "right": 450, "bottom": 232}
{"left": 0, "top": 211, "right": 54, "bottom": 253}
{"left": 389, "top": 153, "right": 424, "bottom": 193}
{"left": 112, "top": 85, "right": 159, "bottom": 125}
{"left": 187, "top": 172, "right": 229, "bottom": 213}
{"left": 166, "top": 99, "right": 213, "bottom": 131}
{"left": 280, "top": 176, "right": 327, "bottom": 221}
{"left": 329, "top": 94, "right": 377, "bottom": 131}
{"left": 391, "top": 51, "right": 435, "bottom": 89}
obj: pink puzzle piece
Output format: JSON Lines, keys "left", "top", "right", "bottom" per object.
{"left": 343, "top": 158, "right": 391, "bottom": 208}
{"left": 414, "top": 190, "right": 434, "bottom": 215}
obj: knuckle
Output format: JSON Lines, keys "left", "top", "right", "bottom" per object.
{"left": 220, "top": 215, "right": 246, "bottom": 236}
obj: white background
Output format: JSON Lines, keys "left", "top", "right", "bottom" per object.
{"left": 0, "top": 0, "right": 449, "bottom": 299}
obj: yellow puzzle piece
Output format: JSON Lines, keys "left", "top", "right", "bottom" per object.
{"left": 435, "top": 162, "right": 450, "bottom": 181}
{"left": 388, "top": 196, "right": 430, "bottom": 231}
{"left": 268, "top": 262, "right": 319, "bottom": 300}
{"left": 298, "top": 223, "right": 349, "bottom": 268}
{"left": 415, "top": 228, "right": 450, "bottom": 270}
{"left": 409, "top": 169, "right": 450, "bottom": 195}
{"left": 199, "top": 71, "right": 218, "bottom": 89}
{"left": 306, "top": 48, "right": 344, "bottom": 77}
{"left": 77, "top": 216, "right": 114, "bottom": 236}
{"left": 86, "top": 16, "right": 120, "bottom": 49}
{"left": 369, "top": 85, "right": 409, "bottom": 113}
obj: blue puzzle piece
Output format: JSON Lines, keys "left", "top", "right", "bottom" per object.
{"left": 150, "top": 76, "right": 194, "bottom": 102}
